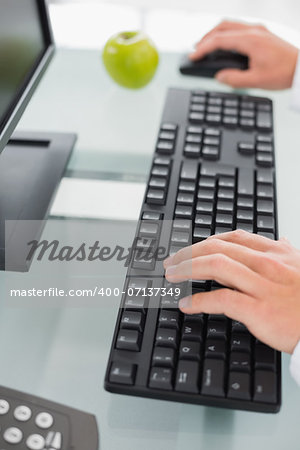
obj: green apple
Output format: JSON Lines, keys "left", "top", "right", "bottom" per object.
{"left": 102, "top": 31, "right": 159, "bottom": 89}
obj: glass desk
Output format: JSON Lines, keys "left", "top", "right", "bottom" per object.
{"left": 1, "top": 49, "right": 300, "bottom": 449}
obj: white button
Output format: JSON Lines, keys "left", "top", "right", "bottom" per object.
{"left": 26, "top": 434, "right": 45, "bottom": 450}
{"left": 51, "top": 432, "right": 62, "bottom": 449}
{"left": 35, "top": 411, "right": 54, "bottom": 429}
{"left": 3, "top": 427, "right": 23, "bottom": 444}
{"left": 14, "top": 405, "right": 32, "bottom": 422}
{"left": 0, "top": 399, "right": 10, "bottom": 415}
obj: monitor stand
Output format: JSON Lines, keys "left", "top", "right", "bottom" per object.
{"left": 0, "top": 131, "right": 76, "bottom": 272}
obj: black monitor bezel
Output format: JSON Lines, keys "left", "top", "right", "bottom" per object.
{"left": 0, "top": 0, "right": 55, "bottom": 153}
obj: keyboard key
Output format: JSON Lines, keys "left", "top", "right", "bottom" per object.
{"left": 116, "top": 330, "right": 142, "bottom": 351}
{"left": 238, "top": 142, "right": 255, "bottom": 155}
{"left": 121, "top": 311, "right": 144, "bottom": 332}
{"left": 240, "top": 109, "right": 255, "bottom": 118}
{"left": 256, "top": 143, "right": 273, "bottom": 153}
{"left": 109, "top": 362, "right": 136, "bottom": 385}
{"left": 236, "top": 209, "right": 254, "bottom": 223}
{"left": 207, "top": 320, "right": 227, "bottom": 339}
{"left": 255, "top": 345, "right": 277, "bottom": 370}
{"left": 257, "top": 103, "right": 272, "bottom": 112}
{"left": 184, "top": 144, "right": 201, "bottom": 158}
{"left": 159, "top": 310, "right": 180, "bottom": 329}
{"left": 173, "top": 219, "right": 192, "bottom": 231}
{"left": 147, "top": 189, "right": 166, "bottom": 205}
{"left": 202, "top": 146, "right": 219, "bottom": 160}
{"left": 231, "top": 333, "right": 251, "bottom": 352}
{"left": 149, "top": 177, "right": 167, "bottom": 189}
{"left": 236, "top": 222, "right": 253, "bottom": 232}
{"left": 196, "top": 201, "right": 214, "bottom": 213}
{"left": 153, "top": 156, "right": 171, "bottom": 167}
{"left": 256, "top": 169, "right": 273, "bottom": 184}
{"left": 194, "top": 214, "right": 212, "bottom": 227}
{"left": 171, "top": 231, "right": 190, "bottom": 245}
{"left": 175, "top": 205, "right": 193, "bottom": 218}
{"left": 201, "top": 359, "right": 225, "bottom": 397}
{"left": 149, "top": 368, "right": 173, "bottom": 390}
{"left": 152, "top": 347, "right": 176, "bottom": 368}
{"left": 257, "top": 200, "right": 274, "bottom": 215}
{"left": 223, "top": 116, "right": 238, "bottom": 126}
{"left": 229, "top": 352, "right": 251, "bottom": 372}
{"left": 201, "top": 162, "right": 235, "bottom": 177}
{"left": 218, "top": 188, "right": 234, "bottom": 200}
{"left": 199, "top": 176, "right": 216, "bottom": 189}
{"left": 257, "top": 215, "right": 275, "bottom": 231}
{"left": 207, "top": 106, "right": 222, "bottom": 114}
{"left": 227, "top": 372, "right": 251, "bottom": 400}
{"left": 157, "top": 140, "right": 174, "bottom": 154}
{"left": 238, "top": 167, "right": 254, "bottom": 197}
{"left": 197, "top": 188, "right": 215, "bottom": 201}
{"left": 152, "top": 166, "right": 169, "bottom": 177}
{"left": 161, "top": 123, "right": 177, "bottom": 131}
{"left": 240, "top": 118, "right": 255, "bottom": 129}
{"left": 216, "top": 213, "right": 233, "bottom": 227}
{"left": 181, "top": 161, "right": 198, "bottom": 180}
{"left": 256, "top": 111, "right": 272, "bottom": 131}
{"left": 124, "top": 296, "right": 147, "bottom": 313}
{"left": 256, "top": 153, "right": 273, "bottom": 167}
{"left": 257, "top": 135, "right": 273, "bottom": 144}
{"left": 182, "top": 321, "right": 204, "bottom": 341}
{"left": 224, "top": 107, "right": 238, "bottom": 116}
{"left": 179, "top": 180, "right": 196, "bottom": 192}
{"left": 186, "top": 134, "right": 202, "bottom": 144}
{"left": 257, "top": 184, "right": 273, "bottom": 200}
{"left": 193, "top": 227, "right": 211, "bottom": 241}
{"left": 177, "top": 193, "right": 194, "bottom": 205}
{"left": 217, "top": 200, "right": 234, "bottom": 213}
{"left": 203, "top": 137, "right": 220, "bottom": 146}
{"left": 254, "top": 370, "right": 277, "bottom": 403}
{"left": 241, "top": 100, "right": 255, "bottom": 109}
{"left": 189, "top": 112, "right": 205, "bottom": 123}
{"left": 187, "top": 125, "right": 203, "bottom": 134}
{"left": 231, "top": 320, "right": 248, "bottom": 333}
{"left": 179, "top": 340, "right": 202, "bottom": 360}
{"left": 156, "top": 328, "right": 178, "bottom": 348}
{"left": 205, "top": 339, "right": 226, "bottom": 359}
{"left": 205, "top": 128, "right": 221, "bottom": 137}
{"left": 127, "top": 278, "right": 150, "bottom": 291}
{"left": 175, "top": 361, "right": 200, "bottom": 393}
{"left": 191, "top": 103, "right": 206, "bottom": 112}
{"left": 139, "top": 222, "right": 159, "bottom": 236}
{"left": 237, "top": 197, "right": 254, "bottom": 209}
{"left": 159, "top": 131, "right": 176, "bottom": 140}
{"left": 218, "top": 176, "right": 235, "bottom": 188}
{"left": 142, "top": 211, "right": 162, "bottom": 220}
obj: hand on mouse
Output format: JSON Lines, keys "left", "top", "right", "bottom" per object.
{"left": 164, "top": 230, "right": 300, "bottom": 354}
{"left": 190, "top": 20, "right": 299, "bottom": 90}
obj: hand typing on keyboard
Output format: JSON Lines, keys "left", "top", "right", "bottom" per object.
{"left": 164, "top": 230, "right": 300, "bottom": 354}
{"left": 190, "top": 20, "right": 298, "bottom": 90}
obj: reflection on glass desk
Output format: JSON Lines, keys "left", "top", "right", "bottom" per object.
{"left": 0, "top": 48, "right": 300, "bottom": 449}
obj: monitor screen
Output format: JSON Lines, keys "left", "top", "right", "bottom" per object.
{"left": 0, "top": 0, "right": 52, "bottom": 151}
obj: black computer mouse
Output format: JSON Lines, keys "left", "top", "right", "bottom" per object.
{"left": 179, "top": 49, "right": 249, "bottom": 78}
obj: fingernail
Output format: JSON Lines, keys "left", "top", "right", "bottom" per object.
{"left": 179, "top": 296, "right": 192, "bottom": 309}
{"left": 165, "top": 265, "right": 177, "bottom": 277}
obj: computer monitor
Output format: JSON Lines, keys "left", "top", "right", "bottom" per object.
{"left": 0, "top": 0, "right": 76, "bottom": 271}
{"left": 0, "top": 0, "right": 54, "bottom": 153}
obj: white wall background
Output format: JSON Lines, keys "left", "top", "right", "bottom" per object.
{"left": 47, "top": 0, "right": 300, "bottom": 51}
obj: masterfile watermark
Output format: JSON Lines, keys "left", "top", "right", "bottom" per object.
{"left": 26, "top": 238, "right": 168, "bottom": 266}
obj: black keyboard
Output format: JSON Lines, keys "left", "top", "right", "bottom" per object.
{"left": 104, "top": 88, "right": 281, "bottom": 413}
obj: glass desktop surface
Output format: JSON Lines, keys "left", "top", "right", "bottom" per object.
{"left": 0, "top": 48, "right": 300, "bottom": 449}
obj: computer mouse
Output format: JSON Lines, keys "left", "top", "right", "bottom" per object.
{"left": 179, "top": 49, "right": 249, "bottom": 78}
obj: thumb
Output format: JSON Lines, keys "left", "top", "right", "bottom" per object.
{"left": 216, "top": 69, "right": 257, "bottom": 88}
